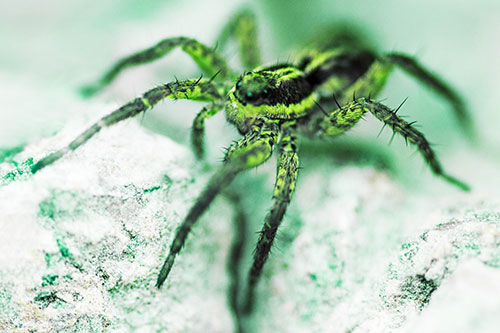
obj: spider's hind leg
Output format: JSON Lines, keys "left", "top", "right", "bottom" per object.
{"left": 217, "top": 8, "right": 261, "bottom": 70}
{"left": 81, "top": 37, "right": 231, "bottom": 97}
{"left": 339, "top": 59, "right": 393, "bottom": 104}
{"left": 223, "top": 188, "right": 249, "bottom": 333}
{"left": 385, "top": 52, "right": 476, "bottom": 141}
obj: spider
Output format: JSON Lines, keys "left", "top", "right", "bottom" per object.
{"left": 29, "top": 9, "right": 472, "bottom": 315}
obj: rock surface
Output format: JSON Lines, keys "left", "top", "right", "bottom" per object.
{"left": 0, "top": 121, "right": 234, "bottom": 332}
{"left": 1, "top": 119, "right": 499, "bottom": 332}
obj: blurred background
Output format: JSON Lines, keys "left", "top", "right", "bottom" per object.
{"left": 1, "top": 0, "right": 499, "bottom": 141}
{"left": 1, "top": 0, "right": 499, "bottom": 191}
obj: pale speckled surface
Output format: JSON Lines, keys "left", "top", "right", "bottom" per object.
{"left": 1, "top": 122, "right": 500, "bottom": 332}
{"left": 0, "top": 121, "right": 235, "bottom": 332}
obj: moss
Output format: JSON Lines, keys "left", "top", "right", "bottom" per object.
{"left": 400, "top": 242, "right": 418, "bottom": 262}
{"left": 33, "top": 291, "right": 66, "bottom": 309}
{"left": 1, "top": 157, "right": 34, "bottom": 185}
{"left": 0, "top": 145, "right": 25, "bottom": 164}
{"left": 400, "top": 274, "right": 438, "bottom": 310}
{"left": 143, "top": 185, "right": 161, "bottom": 193}
{"left": 0, "top": 286, "right": 20, "bottom": 328}
{"left": 41, "top": 274, "right": 59, "bottom": 286}
{"left": 56, "top": 238, "right": 83, "bottom": 272}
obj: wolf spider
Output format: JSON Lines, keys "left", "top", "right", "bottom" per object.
{"left": 29, "top": 9, "right": 472, "bottom": 317}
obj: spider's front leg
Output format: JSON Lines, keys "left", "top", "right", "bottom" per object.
{"left": 312, "top": 98, "right": 470, "bottom": 191}
{"left": 156, "top": 119, "right": 279, "bottom": 288}
{"left": 191, "top": 103, "right": 225, "bottom": 159}
{"left": 81, "top": 37, "right": 232, "bottom": 97}
{"left": 243, "top": 122, "right": 299, "bottom": 313}
{"left": 31, "top": 79, "right": 222, "bottom": 173}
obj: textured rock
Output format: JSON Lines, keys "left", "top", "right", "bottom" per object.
{"left": 0, "top": 120, "right": 234, "bottom": 332}
{"left": 2, "top": 119, "right": 500, "bottom": 332}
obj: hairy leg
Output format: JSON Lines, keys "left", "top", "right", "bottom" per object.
{"left": 365, "top": 97, "right": 470, "bottom": 191}
{"left": 385, "top": 52, "right": 475, "bottom": 140}
{"left": 243, "top": 122, "right": 299, "bottom": 313}
{"left": 217, "top": 9, "right": 261, "bottom": 70}
{"left": 81, "top": 37, "right": 232, "bottom": 97}
{"left": 340, "top": 59, "right": 393, "bottom": 104}
{"left": 297, "top": 95, "right": 367, "bottom": 138}
{"left": 223, "top": 189, "right": 248, "bottom": 333}
{"left": 32, "top": 79, "right": 222, "bottom": 173}
{"left": 156, "top": 119, "right": 279, "bottom": 288}
{"left": 311, "top": 51, "right": 473, "bottom": 143}
{"left": 312, "top": 97, "right": 469, "bottom": 190}
{"left": 191, "top": 103, "right": 225, "bottom": 159}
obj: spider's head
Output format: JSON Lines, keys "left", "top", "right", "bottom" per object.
{"left": 233, "top": 71, "right": 276, "bottom": 106}
{"left": 226, "top": 66, "right": 315, "bottom": 134}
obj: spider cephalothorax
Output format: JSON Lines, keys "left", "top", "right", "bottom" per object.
{"left": 27, "top": 8, "right": 473, "bottom": 322}
{"left": 227, "top": 66, "right": 317, "bottom": 133}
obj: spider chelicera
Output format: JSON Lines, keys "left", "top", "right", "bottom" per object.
{"left": 29, "top": 9, "right": 472, "bottom": 315}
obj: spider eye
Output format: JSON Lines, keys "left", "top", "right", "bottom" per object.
{"left": 263, "top": 89, "right": 268, "bottom": 94}
{"left": 246, "top": 92, "right": 259, "bottom": 101}
{"left": 237, "top": 82, "right": 242, "bottom": 87}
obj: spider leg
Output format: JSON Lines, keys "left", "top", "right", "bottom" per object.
{"left": 365, "top": 98, "right": 470, "bottom": 191}
{"left": 385, "top": 52, "right": 476, "bottom": 141}
{"left": 321, "top": 97, "right": 470, "bottom": 190}
{"left": 223, "top": 188, "right": 248, "bottom": 333}
{"left": 156, "top": 119, "right": 279, "bottom": 288}
{"left": 243, "top": 122, "right": 299, "bottom": 313}
{"left": 340, "top": 59, "right": 393, "bottom": 104}
{"left": 191, "top": 103, "right": 225, "bottom": 159}
{"left": 300, "top": 96, "right": 368, "bottom": 138}
{"left": 304, "top": 98, "right": 469, "bottom": 190}
{"left": 217, "top": 9, "right": 261, "bottom": 69}
{"left": 31, "top": 79, "right": 222, "bottom": 173}
{"left": 81, "top": 37, "right": 232, "bottom": 97}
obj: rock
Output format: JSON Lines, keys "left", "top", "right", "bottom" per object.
{"left": 0, "top": 120, "right": 234, "bottom": 332}
{"left": 0, "top": 91, "right": 499, "bottom": 333}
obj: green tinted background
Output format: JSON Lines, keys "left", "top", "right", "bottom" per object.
{"left": 1, "top": 0, "right": 498, "bottom": 145}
